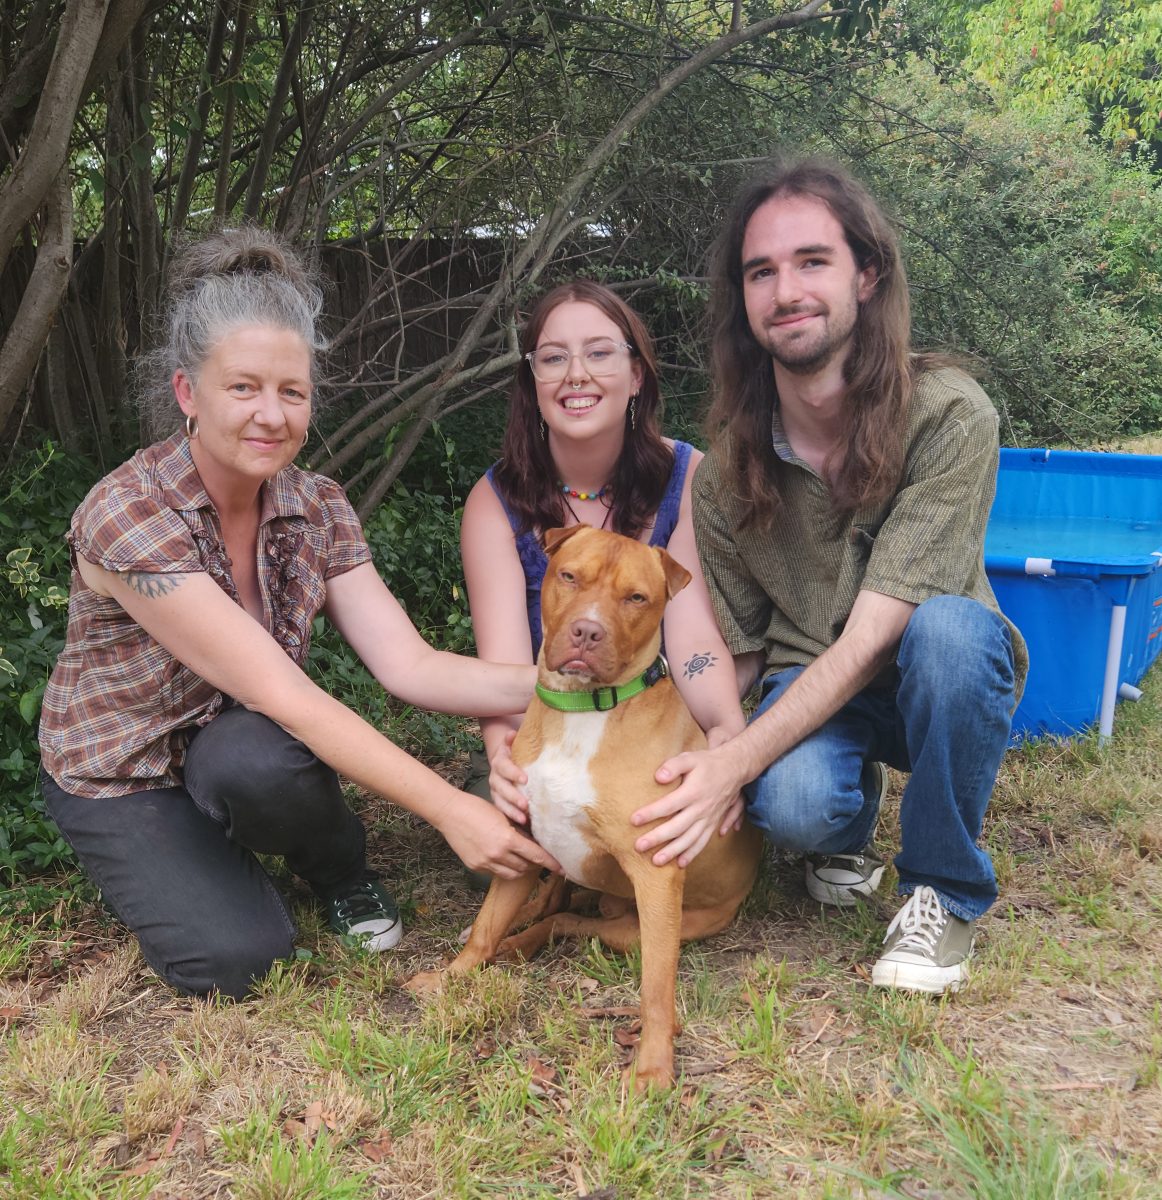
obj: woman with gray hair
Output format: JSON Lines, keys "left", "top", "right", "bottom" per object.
{"left": 37, "top": 228, "right": 557, "bottom": 999}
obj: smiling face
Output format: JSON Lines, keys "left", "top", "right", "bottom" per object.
{"left": 741, "top": 193, "right": 877, "bottom": 377}
{"left": 533, "top": 300, "right": 643, "bottom": 445}
{"left": 174, "top": 325, "right": 312, "bottom": 493}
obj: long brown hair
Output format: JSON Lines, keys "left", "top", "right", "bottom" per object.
{"left": 705, "top": 158, "right": 916, "bottom": 526}
{"left": 492, "top": 281, "right": 673, "bottom": 539}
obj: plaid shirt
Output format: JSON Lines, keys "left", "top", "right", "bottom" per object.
{"left": 39, "top": 434, "right": 371, "bottom": 797}
{"left": 694, "top": 367, "right": 1028, "bottom": 695}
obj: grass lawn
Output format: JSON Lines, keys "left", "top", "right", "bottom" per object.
{"left": 3, "top": 665, "right": 1160, "bottom": 1199}
{"left": 4, "top": 435, "right": 1162, "bottom": 1197}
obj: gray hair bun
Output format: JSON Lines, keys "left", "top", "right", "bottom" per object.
{"left": 138, "top": 227, "right": 327, "bottom": 433}
{"left": 168, "top": 226, "right": 319, "bottom": 301}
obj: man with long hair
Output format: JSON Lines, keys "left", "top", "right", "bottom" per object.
{"left": 631, "top": 158, "right": 1026, "bottom": 995}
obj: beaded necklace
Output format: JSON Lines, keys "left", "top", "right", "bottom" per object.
{"left": 558, "top": 481, "right": 610, "bottom": 501}
{"left": 559, "top": 485, "right": 613, "bottom": 531}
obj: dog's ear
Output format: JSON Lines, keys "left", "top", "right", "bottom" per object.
{"left": 656, "top": 547, "right": 692, "bottom": 599}
{"left": 543, "top": 525, "right": 588, "bottom": 557}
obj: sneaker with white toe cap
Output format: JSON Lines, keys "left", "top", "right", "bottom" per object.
{"left": 871, "top": 885, "right": 975, "bottom": 995}
{"left": 803, "top": 761, "right": 888, "bottom": 906}
{"left": 325, "top": 874, "right": 404, "bottom": 952}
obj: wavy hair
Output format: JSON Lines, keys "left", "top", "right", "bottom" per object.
{"left": 492, "top": 281, "right": 672, "bottom": 540}
{"left": 705, "top": 158, "right": 916, "bottom": 526}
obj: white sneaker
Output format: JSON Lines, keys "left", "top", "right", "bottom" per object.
{"left": 803, "top": 762, "right": 888, "bottom": 906}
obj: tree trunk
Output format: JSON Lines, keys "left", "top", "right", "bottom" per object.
{"left": 0, "top": 0, "right": 111, "bottom": 279}
{"left": 0, "top": 168, "right": 74, "bottom": 433}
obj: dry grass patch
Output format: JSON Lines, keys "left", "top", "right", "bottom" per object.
{"left": 3, "top": 662, "right": 1161, "bottom": 1196}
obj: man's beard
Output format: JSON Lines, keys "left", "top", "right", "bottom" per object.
{"left": 758, "top": 299, "right": 860, "bottom": 376}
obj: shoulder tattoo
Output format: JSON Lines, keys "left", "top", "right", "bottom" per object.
{"left": 682, "top": 651, "right": 718, "bottom": 679}
{"left": 123, "top": 570, "right": 185, "bottom": 598}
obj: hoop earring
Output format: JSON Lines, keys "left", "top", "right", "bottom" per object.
{"left": 185, "top": 414, "right": 198, "bottom": 439}
{"left": 539, "top": 415, "right": 547, "bottom": 441}
{"left": 301, "top": 425, "right": 310, "bottom": 451}
{"left": 629, "top": 395, "right": 637, "bottom": 432}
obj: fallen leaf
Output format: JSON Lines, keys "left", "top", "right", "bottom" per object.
{"left": 613, "top": 1026, "right": 641, "bottom": 1049}
{"left": 681, "top": 1059, "right": 726, "bottom": 1077}
{"left": 102, "top": 1138, "right": 134, "bottom": 1168}
{"left": 473, "top": 1035, "right": 497, "bottom": 1060}
{"left": 0, "top": 1006, "right": 22, "bottom": 1019}
{"left": 183, "top": 1121, "right": 207, "bottom": 1158}
{"left": 705, "top": 1128, "right": 732, "bottom": 1163}
{"left": 1103, "top": 1007, "right": 1125, "bottom": 1027}
{"left": 358, "top": 1132, "right": 394, "bottom": 1162}
{"left": 282, "top": 1118, "right": 310, "bottom": 1142}
{"left": 162, "top": 1116, "right": 185, "bottom": 1157}
{"left": 798, "top": 1006, "right": 837, "bottom": 1045}
{"left": 577, "top": 976, "right": 601, "bottom": 995}
{"left": 121, "top": 1152, "right": 161, "bottom": 1177}
{"left": 303, "top": 1101, "right": 325, "bottom": 1139}
{"left": 526, "top": 1055, "right": 560, "bottom": 1085}
{"left": 577, "top": 1005, "right": 640, "bottom": 1019}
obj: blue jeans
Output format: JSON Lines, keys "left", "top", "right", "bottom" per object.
{"left": 743, "top": 596, "right": 1015, "bottom": 920}
{"left": 41, "top": 707, "right": 369, "bottom": 998}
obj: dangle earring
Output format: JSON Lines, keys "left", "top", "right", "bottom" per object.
{"left": 629, "top": 395, "right": 637, "bottom": 432}
{"left": 185, "top": 414, "right": 199, "bottom": 439}
{"left": 539, "top": 414, "right": 547, "bottom": 441}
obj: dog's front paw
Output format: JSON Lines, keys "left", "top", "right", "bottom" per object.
{"left": 625, "top": 1058, "right": 674, "bottom": 1093}
{"left": 404, "top": 969, "right": 447, "bottom": 997}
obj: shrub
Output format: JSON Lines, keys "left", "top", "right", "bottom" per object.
{"left": 0, "top": 443, "right": 99, "bottom": 876}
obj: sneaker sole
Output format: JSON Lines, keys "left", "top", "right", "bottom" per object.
{"left": 870, "top": 958, "right": 967, "bottom": 994}
{"left": 805, "top": 864, "right": 885, "bottom": 907}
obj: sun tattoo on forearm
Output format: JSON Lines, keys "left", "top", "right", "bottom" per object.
{"left": 682, "top": 651, "right": 718, "bottom": 679}
{"left": 123, "top": 571, "right": 185, "bottom": 598}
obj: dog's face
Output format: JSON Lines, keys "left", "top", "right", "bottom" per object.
{"left": 539, "top": 526, "right": 691, "bottom": 686}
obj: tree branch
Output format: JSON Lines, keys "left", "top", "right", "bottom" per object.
{"left": 0, "top": 167, "right": 73, "bottom": 431}
{"left": 0, "top": 0, "right": 110, "bottom": 278}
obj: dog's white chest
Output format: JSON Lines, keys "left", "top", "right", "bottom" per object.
{"left": 525, "top": 711, "right": 609, "bottom": 887}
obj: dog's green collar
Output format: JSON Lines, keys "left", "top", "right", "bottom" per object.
{"left": 535, "top": 655, "right": 669, "bottom": 713}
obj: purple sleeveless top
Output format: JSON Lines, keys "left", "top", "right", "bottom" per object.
{"left": 484, "top": 440, "right": 694, "bottom": 657}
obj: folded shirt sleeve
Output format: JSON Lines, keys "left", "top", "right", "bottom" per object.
{"left": 316, "top": 477, "right": 374, "bottom": 579}
{"left": 67, "top": 484, "right": 204, "bottom": 575}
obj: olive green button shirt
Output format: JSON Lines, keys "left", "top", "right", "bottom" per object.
{"left": 693, "top": 367, "right": 1028, "bottom": 697}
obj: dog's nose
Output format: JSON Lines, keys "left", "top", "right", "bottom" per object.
{"left": 570, "top": 619, "right": 605, "bottom": 649}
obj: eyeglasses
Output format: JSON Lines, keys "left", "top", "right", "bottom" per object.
{"left": 524, "top": 340, "right": 634, "bottom": 384}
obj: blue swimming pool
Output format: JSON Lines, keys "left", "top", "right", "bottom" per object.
{"left": 984, "top": 449, "right": 1162, "bottom": 740}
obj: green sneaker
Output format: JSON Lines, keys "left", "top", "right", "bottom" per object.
{"left": 804, "top": 762, "right": 888, "bottom": 906}
{"left": 871, "top": 886, "right": 974, "bottom": 995}
{"left": 325, "top": 875, "right": 403, "bottom": 951}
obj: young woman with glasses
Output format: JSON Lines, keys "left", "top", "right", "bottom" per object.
{"left": 460, "top": 281, "right": 746, "bottom": 869}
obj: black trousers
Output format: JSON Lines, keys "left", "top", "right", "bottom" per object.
{"left": 41, "top": 707, "right": 368, "bottom": 999}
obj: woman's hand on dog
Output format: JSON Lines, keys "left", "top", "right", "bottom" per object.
{"left": 488, "top": 732, "right": 531, "bottom": 825}
{"left": 445, "top": 791, "right": 559, "bottom": 878}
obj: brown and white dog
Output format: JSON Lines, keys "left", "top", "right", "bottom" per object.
{"left": 408, "top": 525, "right": 762, "bottom": 1090}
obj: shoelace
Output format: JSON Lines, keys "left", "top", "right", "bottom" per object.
{"left": 882, "top": 885, "right": 947, "bottom": 952}
{"left": 334, "top": 883, "right": 389, "bottom": 922}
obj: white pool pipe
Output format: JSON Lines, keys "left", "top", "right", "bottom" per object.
{"left": 1099, "top": 605, "right": 1128, "bottom": 744}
